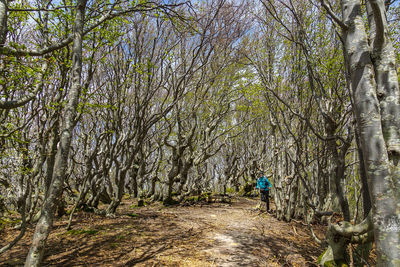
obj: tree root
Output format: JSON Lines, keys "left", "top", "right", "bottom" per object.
{"left": 318, "top": 213, "right": 374, "bottom": 266}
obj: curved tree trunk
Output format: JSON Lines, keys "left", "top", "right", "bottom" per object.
{"left": 106, "top": 168, "right": 128, "bottom": 216}
{"left": 24, "top": 1, "right": 87, "bottom": 266}
{"left": 341, "top": 0, "right": 400, "bottom": 265}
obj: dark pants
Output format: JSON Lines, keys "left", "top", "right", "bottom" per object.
{"left": 260, "top": 189, "right": 270, "bottom": 211}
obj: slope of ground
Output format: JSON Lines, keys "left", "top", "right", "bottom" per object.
{"left": 0, "top": 197, "right": 323, "bottom": 266}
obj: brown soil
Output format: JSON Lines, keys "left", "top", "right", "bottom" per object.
{"left": 0, "top": 197, "right": 323, "bottom": 266}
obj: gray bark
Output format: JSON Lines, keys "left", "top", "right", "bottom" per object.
{"left": 341, "top": 0, "right": 400, "bottom": 265}
{"left": 367, "top": 0, "right": 400, "bottom": 158}
{"left": 326, "top": 122, "right": 351, "bottom": 221}
{"left": 354, "top": 124, "right": 372, "bottom": 217}
{"left": 24, "top": 1, "right": 87, "bottom": 266}
{"left": 0, "top": 0, "right": 7, "bottom": 47}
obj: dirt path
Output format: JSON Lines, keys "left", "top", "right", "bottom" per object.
{"left": 1, "top": 197, "right": 322, "bottom": 266}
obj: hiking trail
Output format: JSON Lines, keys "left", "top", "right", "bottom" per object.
{"left": 1, "top": 197, "right": 322, "bottom": 266}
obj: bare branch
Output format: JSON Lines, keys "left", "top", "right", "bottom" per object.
{"left": 308, "top": 221, "right": 324, "bottom": 245}
{"left": 9, "top": 5, "right": 76, "bottom": 12}
{"left": 319, "top": 0, "right": 348, "bottom": 30}
{"left": 0, "top": 2, "right": 188, "bottom": 57}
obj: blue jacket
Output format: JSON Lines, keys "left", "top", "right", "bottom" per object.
{"left": 257, "top": 176, "right": 271, "bottom": 190}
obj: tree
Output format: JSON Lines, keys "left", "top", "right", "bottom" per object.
{"left": 20, "top": 1, "right": 189, "bottom": 266}
{"left": 318, "top": 0, "right": 400, "bottom": 265}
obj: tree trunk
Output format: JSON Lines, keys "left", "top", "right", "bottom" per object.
{"left": 0, "top": 0, "right": 7, "bottom": 47}
{"left": 106, "top": 168, "right": 128, "bottom": 215}
{"left": 354, "top": 124, "right": 371, "bottom": 218}
{"left": 24, "top": 1, "right": 87, "bottom": 266}
{"left": 341, "top": 0, "right": 400, "bottom": 265}
{"left": 130, "top": 165, "right": 139, "bottom": 198}
{"left": 44, "top": 129, "right": 59, "bottom": 195}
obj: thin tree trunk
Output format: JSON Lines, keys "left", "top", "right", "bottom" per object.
{"left": 354, "top": 124, "right": 371, "bottom": 218}
{"left": 106, "top": 169, "right": 128, "bottom": 215}
{"left": 24, "top": 1, "right": 87, "bottom": 266}
{"left": 0, "top": 0, "right": 7, "bottom": 47}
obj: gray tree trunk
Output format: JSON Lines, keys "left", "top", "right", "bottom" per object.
{"left": 24, "top": 1, "right": 87, "bottom": 266}
{"left": 341, "top": 0, "right": 400, "bottom": 265}
{"left": 0, "top": 0, "right": 7, "bottom": 47}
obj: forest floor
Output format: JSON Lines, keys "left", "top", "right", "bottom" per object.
{"left": 1, "top": 197, "right": 324, "bottom": 266}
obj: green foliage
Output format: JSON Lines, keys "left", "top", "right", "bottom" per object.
{"left": 184, "top": 192, "right": 217, "bottom": 204}
{"left": 225, "top": 187, "right": 236, "bottom": 194}
{"left": 185, "top": 196, "right": 199, "bottom": 203}
{"left": 318, "top": 249, "right": 326, "bottom": 262}
{"left": 322, "top": 260, "right": 348, "bottom": 267}
{"left": 8, "top": 2, "right": 30, "bottom": 36}
{"left": 239, "top": 183, "right": 255, "bottom": 196}
{"left": 318, "top": 248, "right": 349, "bottom": 267}
{"left": 130, "top": 200, "right": 148, "bottom": 208}
{"left": 0, "top": 217, "right": 20, "bottom": 230}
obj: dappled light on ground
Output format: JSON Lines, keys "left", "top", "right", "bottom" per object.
{"left": 1, "top": 197, "right": 322, "bottom": 266}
